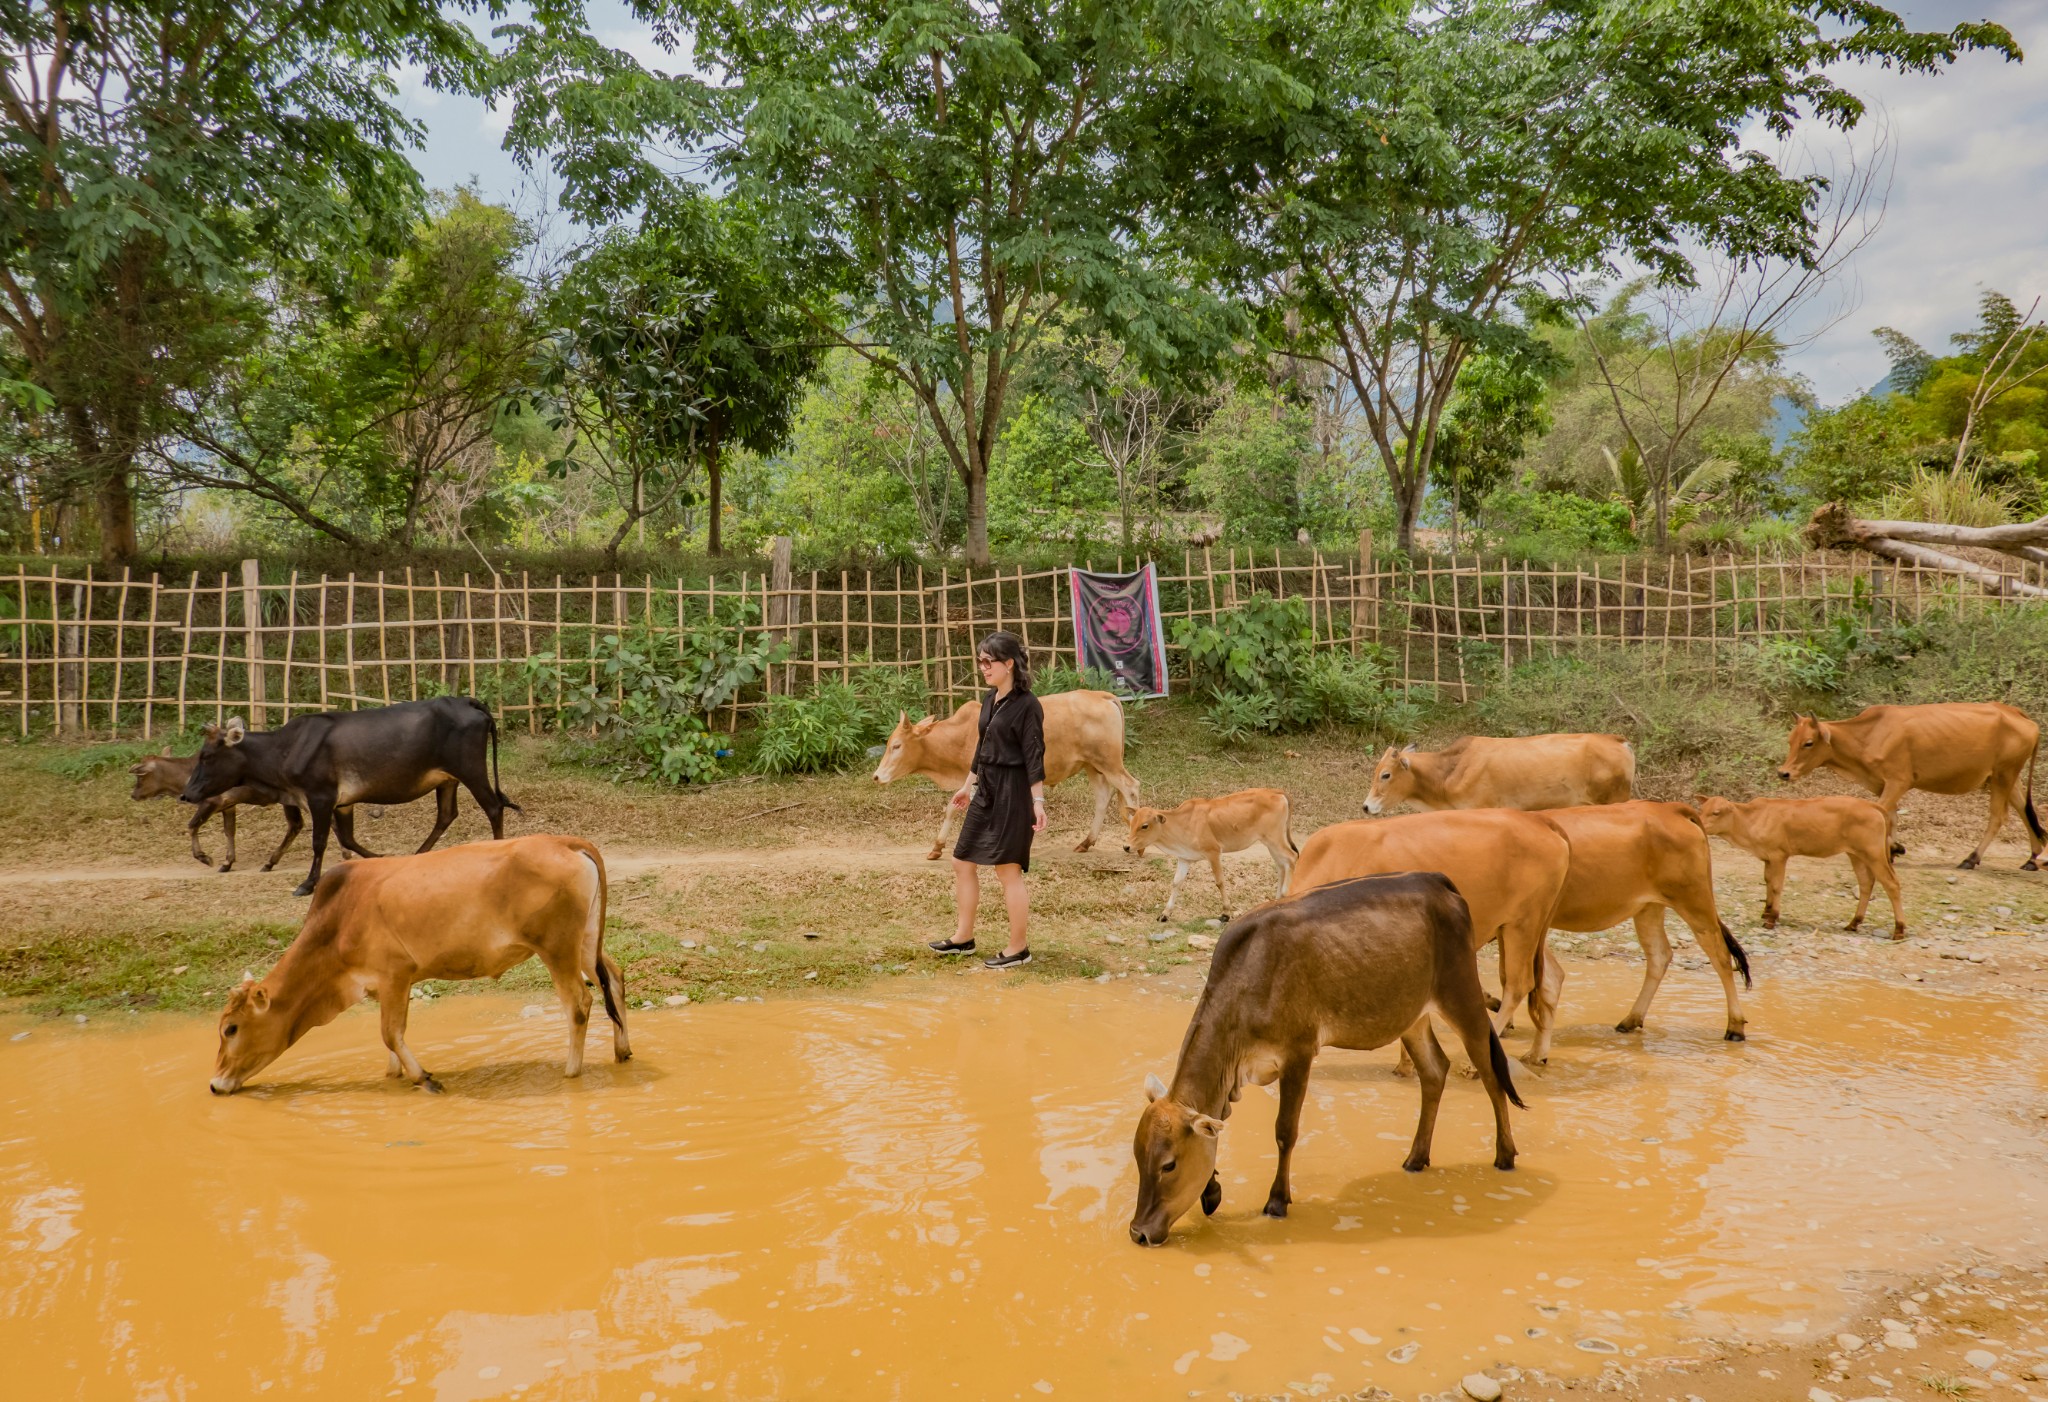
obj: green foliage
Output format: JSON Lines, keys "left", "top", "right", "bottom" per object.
{"left": 753, "top": 668, "right": 931, "bottom": 775}
{"left": 1034, "top": 662, "right": 1123, "bottom": 696}
{"left": 1187, "top": 390, "right": 1353, "bottom": 545}
{"left": 526, "top": 615, "right": 785, "bottom": 784}
{"left": 990, "top": 396, "right": 1119, "bottom": 550}
{"left": 1788, "top": 394, "right": 1921, "bottom": 507}
{"left": 1174, "top": 594, "right": 1410, "bottom": 736}
{"left": 1752, "top": 586, "right": 1931, "bottom": 697}
{"left": 1875, "top": 465, "right": 2017, "bottom": 527}
{"left": 1486, "top": 490, "right": 1634, "bottom": 557}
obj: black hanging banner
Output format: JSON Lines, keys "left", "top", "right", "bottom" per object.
{"left": 1067, "top": 565, "right": 1169, "bottom": 698}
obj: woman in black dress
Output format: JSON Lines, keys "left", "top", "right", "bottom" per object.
{"left": 928, "top": 631, "right": 1046, "bottom": 969}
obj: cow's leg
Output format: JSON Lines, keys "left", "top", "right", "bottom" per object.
{"left": 1207, "top": 849, "right": 1229, "bottom": 920}
{"left": 1160, "top": 860, "right": 1189, "bottom": 922}
{"left": 1498, "top": 925, "right": 1554, "bottom": 1066}
{"left": 1076, "top": 771, "right": 1113, "bottom": 853}
{"left": 1397, "top": 1018, "right": 1450, "bottom": 1173}
{"left": 542, "top": 949, "right": 594, "bottom": 1078}
{"left": 218, "top": 806, "right": 238, "bottom": 872}
{"left": 333, "top": 807, "right": 380, "bottom": 860}
{"left": 1263, "top": 1053, "right": 1312, "bottom": 1217}
{"left": 1615, "top": 906, "right": 1673, "bottom": 1034}
{"left": 1676, "top": 897, "right": 1747, "bottom": 1041}
{"left": 1760, "top": 857, "right": 1787, "bottom": 929}
{"left": 594, "top": 949, "right": 632, "bottom": 1063}
{"left": 1439, "top": 994, "right": 1519, "bottom": 1171}
{"left": 295, "top": 794, "right": 345, "bottom": 897}
{"left": 1875, "top": 850, "right": 1908, "bottom": 939}
{"left": 1963, "top": 775, "right": 2012, "bottom": 870}
{"left": 1877, "top": 779, "right": 1910, "bottom": 857}
{"left": 377, "top": 979, "right": 439, "bottom": 1091}
{"left": 928, "top": 799, "right": 961, "bottom": 862}
{"left": 416, "top": 781, "right": 460, "bottom": 854}
{"left": 261, "top": 805, "right": 304, "bottom": 873}
{"left": 1845, "top": 854, "right": 1875, "bottom": 932}
{"left": 187, "top": 800, "right": 218, "bottom": 867}
{"left": 1266, "top": 840, "right": 1294, "bottom": 898}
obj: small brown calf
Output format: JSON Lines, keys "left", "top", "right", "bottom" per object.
{"left": 1695, "top": 795, "right": 1907, "bottom": 939}
{"left": 129, "top": 750, "right": 303, "bottom": 873}
{"left": 1123, "top": 788, "right": 1296, "bottom": 920}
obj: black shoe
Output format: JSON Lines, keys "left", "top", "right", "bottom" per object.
{"left": 983, "top": 948, "right": 1032, "bottom": 969}
{"left": 928, "top": 938, "right": 976, "bottom": 955}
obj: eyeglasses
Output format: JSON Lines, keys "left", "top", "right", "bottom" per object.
{"left": 977, "top": 656, "right": 1001, "bottom": 668}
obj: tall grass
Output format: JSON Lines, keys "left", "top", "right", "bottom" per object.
{"left": 1875, "top": 466, "right": 2017, "bottom": 527}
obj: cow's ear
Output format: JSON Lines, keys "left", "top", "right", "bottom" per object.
{"left": 158, "top": 745, "right": 172, "bottom": 757}
{"left": 912, "top": 716, "right": 936, "bottom": 735}
{"left": 223, "top": 717, "right": 245, "bottom": 745}
{"left": 1402, "top": 742, "right": 1419, "bottom": 753}
{"left": 1144, "top": 1073, "right": 1167, "bottom": 1102}
{"left": 1398, "top": 755, "right": 1411, "bottom": 771}
{"left": 1190, "top": 1114, "right": 1224, "bottom": 1139}
{"left": 201, "top": 723, "right": 219, "bottom": 742}
{"left": 248, "top": 984, "right": 270, "bottom": 1014}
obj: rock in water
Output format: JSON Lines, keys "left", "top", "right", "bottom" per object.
{"left": 1461, "top": 1373, "right": 1503, "bottom": 1401}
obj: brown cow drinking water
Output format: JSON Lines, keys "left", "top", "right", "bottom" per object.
{"left": 1778, "top": 704, "right": 2044, "bottom": 870}
{"left": 208, "top": 835, "right": 627, "bottom": 1095}
{"left": 1128, "top": 873, "right": 1524, "bottom": 1246}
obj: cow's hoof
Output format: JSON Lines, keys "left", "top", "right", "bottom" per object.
{"left": 191, "top": 852, "right": 211, "bottom": 867}
{"left": 216, "top": 863, "right": 233, "bottom": 874}
{"left": 1401, "top": 1154, "right": 1428, "bottom": 1173}
{"left": 1890, "top": 842, "right": 1906, "bottom": 857}
{"left": 614, "top": 1047, "right": 633, "bottom": 1063}
{"left": 1494, "top": 1151, "right": 1517, "bottom": 1171}
{"left": 259, "top": 863, "right": 275, "bottom": 873}
{"left": 1959, "top": 855, "right": 1981, "bottom": 871}
{"left": 1201, "top": 1175, "right": 1222, "bottom": 1216}
{"left": 1724, "top": 1029, "right": 1746, "bottom": 1042}
{"left": 1519, "top": 1053, "right": 1548, "bottom": 1069}
{"left": 1614, "top": 1020, "right": 1642, "bottom": 1034}
{"left": 1261, "top": 1196, "right": 1289, "bottom": 1219}
{"left": 2024, "top": 860, "right": 2040, "bottom": 872}
{"left": 1483, "top": 994, "right": 1502, "bottom": 1012}
{"left": 419, "top": 1075, "right": 444, "bottom": 1095}
{"left": 1157, "top": 914, "right": 1168, "bottom": 923}
{"left": 1891, "top": 928, "right": 1908, "bottom": 942}
{"left": 291, "top": 880, "right": 316, "bottom": 897}
{"left": 1761, "top": 917, "right": 1778, "bottom": 930}
{"left": 1843, "top": 919, "right": 1862, "bottom": 932}
{"left": 924, "top": 848, "right": 943, "bottom": 862}
{"left": 1073, "top": 839, "right": 1095, "bottom": 853}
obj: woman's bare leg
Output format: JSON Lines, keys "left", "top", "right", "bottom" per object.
{"left": 995, "top": 863, "right": 1029, "bottom": 956}
{"left": 953, "top": 858, "right": 981, "bottom": 944}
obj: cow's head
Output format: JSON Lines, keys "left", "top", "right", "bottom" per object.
{"left": 1363, "top": 745, "right": 1419, "bottom": 816}
{"left": 128, "top": 748, "right": 185, "bottom": 801}
{"left": 872, "top": 710, "right": 937, "bottom": 784}
{"left": 182, "top": 718, "right": 249, "bottom": 804}
{"left": 1124, "top": 806, "right": 1166, "bottom": 857}
{"left": 210, "top": 972, "right": 293, "bottom": 1094}
{"left": 1777, "top": 714, "right": 1831, "bottom": 783}
{"left": 1129, "top": 1073, "right": 1224, "bottom": 1246}
{"left": 1693, "top": 795, "right": 1737, "bottom": 837}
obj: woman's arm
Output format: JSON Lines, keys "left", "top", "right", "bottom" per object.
{"left": 1024, "top": 697, "right": 1048, "bottom": 830}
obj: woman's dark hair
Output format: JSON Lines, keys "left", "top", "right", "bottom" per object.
{"left": 976, "top": 630, "right": 1032, "bottom": 690}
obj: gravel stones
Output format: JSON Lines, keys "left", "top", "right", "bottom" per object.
{"left": 1460, "top": 1372, "right": 1503, "bottom": 1401}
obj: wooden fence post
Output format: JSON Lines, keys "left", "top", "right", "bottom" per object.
{"left": 767, "top": 535, "right": 793, "bottom": 695}
{"left": 56, "top": 582, "right": 82, "bottom": 734}
{"left": 241, "top": 558, "right": 266, "bottom": 728}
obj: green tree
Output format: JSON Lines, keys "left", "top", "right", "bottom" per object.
{"left": 1138, "top": 0, "right": 2017, "bottom": 553}
{"left": 1431, "top": 351, "right": 1552, "bottom": 548}
{"left": 0, "top": 0, "right": 487, "bottom": 559}
{"left": 494, "top": 0, "right": 1246, "bottom": 566}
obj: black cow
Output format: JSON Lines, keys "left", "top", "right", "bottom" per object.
{"left": 182, "top": 696, "right": 521, "bottom": 896}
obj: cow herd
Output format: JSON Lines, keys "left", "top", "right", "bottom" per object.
{"left": 126, "top": 690, "right": 2045, "bottom": 1247}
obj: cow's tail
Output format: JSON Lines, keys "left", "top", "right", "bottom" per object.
{"left": 1284, "top": 794, "right": 1299, "bottom": 856}
{"left": 1486, "top": 1026, "right": 1528, "bottom": 1111}
{"left": 486, "top": 704, "right": 522, "bottom": 813}
{"left": 1720, "top": 920, "right": 1753, "bottom": 988}
{"left": 2025, "top": 743, "right": 2045, "bottom": 853}
{"left": 584, "top": 848, "right": 626, "bottom": 1032}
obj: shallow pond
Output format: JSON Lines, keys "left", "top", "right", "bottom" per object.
{"left": 3, "top": 962, "right": 2045, "bottom": 1399}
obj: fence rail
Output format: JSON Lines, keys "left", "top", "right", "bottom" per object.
{"left": 5, "top": 542, "right": 2044, "bottom": 738}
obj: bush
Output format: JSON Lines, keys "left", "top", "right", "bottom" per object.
{"left": 1034, "top": 660, "right": 1124, "bottom": 696}
{"left": 1173, "top": 594, "right": 1414, "bottom": 737}
{"left": 753, "top": 666, "right": 932, "bottom": 775}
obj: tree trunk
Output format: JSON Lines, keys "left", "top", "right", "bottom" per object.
{"left": 96, "top": 460, "right": 137, "bottom": 562}
{"left": 964, "top": 464, "right": 990, "bottom": 567}
{"left": 706, "top": 429, "right": 723, "bottom": 556}
{"left": 1394, "top": 475, "right": 1424, "bottom": 556}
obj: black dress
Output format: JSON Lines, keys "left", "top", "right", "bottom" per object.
{"left": 952, "top": 685, "right": 1047, "bottom": 870}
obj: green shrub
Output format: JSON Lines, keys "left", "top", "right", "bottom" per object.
{"left": 1035, "top": 660, "right": 1124, "bottom": 695}
{"left": 1173, "top": 593, "right": 1413, "bottom": 738}
{"left": 1201, "top": 690, "right": 1281, "bottom": 740}
{"left": 753, "top": 665, "right": 933, "bottom": 775}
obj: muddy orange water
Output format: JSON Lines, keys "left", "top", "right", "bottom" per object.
{"left": 5, "top": 963, "right": 2048, "bottom": 1400}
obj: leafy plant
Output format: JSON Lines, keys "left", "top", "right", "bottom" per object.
{"left": 1174, "top": 594, "right": 1410, "bottom": 738}
{"left": 1201, "top": 690, "right": 1281, "bottom": 741}
{"left": 753, "top": 665, "right": 932, "bottom": 776}
{"left": 1174, "top": 594, "right": 1313, "bottom": 702}
{"left": 1875, "top": 464, "right": 2018, "bottom": 527}
{"left": 1752, "top": 584, "right": 1931, "bottom": 696}
{"left": 1035, "top": 661, "right": 1124, "bottom": 696}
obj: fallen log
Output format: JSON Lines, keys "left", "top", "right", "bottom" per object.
{"left": 1805, "top": 503, "right": 2048, "bottom": 599}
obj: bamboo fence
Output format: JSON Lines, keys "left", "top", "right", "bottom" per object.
{"left": 5, "top": 543, "right": 2043, "bottom": 738}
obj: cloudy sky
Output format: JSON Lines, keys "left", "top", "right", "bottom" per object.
{"left": 398, "top": 0, "right": 2042, "bottom": 409}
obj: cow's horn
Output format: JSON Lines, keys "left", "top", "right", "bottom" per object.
{"left": 1401, "top": 742, "right": 1418, "bottom": 752}
{"left": 1144, "top": 1072, "right": 1167, "bottom": 1102}
{"left": 241, "top": 970, "right": 254, "bottom": 984}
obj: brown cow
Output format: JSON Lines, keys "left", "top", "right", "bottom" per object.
{"left": 873, "top": 690, "right": 1141, "bottom": 858}
{"left": 1778, "top": 704, "right": 2044, "bottom": 870}
{"left": 208, "top": 834, "right": 628, "bottom": 1094}
{"left": 1124, "top": 787, "right": 1296, "bottom": 920}
{"left": 129, "top": 749, "right": 305, "bottom": 873}
{"left": 1128, "top": 872, "right": 1524, "bottom": 1244}
{"left": 1541, "top": 802, "right": 1752, "bottom": 1041}
{"left": 1291, "top": 810, "right": 1572, "bottom": 1064}
{"left": 1364, "top": 733, "right": 1635, "bottom": 815}
{"left": 1696, "top": 795, "right": 1907, "bottom": 939}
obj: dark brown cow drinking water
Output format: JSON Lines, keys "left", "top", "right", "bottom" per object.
{"left": 129, "top": 749, "right": 304, "bottom": 872}
{"left": 1128, "top": 872, "right": 1524, "bottom": 1246}
{"left": 208, "top": 834, "right": 627, "bottom": 1094}
{"left": 182, "top": 696, "right": 520, "bottom": 896}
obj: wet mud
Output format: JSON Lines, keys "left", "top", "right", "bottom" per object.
{"left": 3, "top": 962, "right": 2046, "bottom": 1399}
